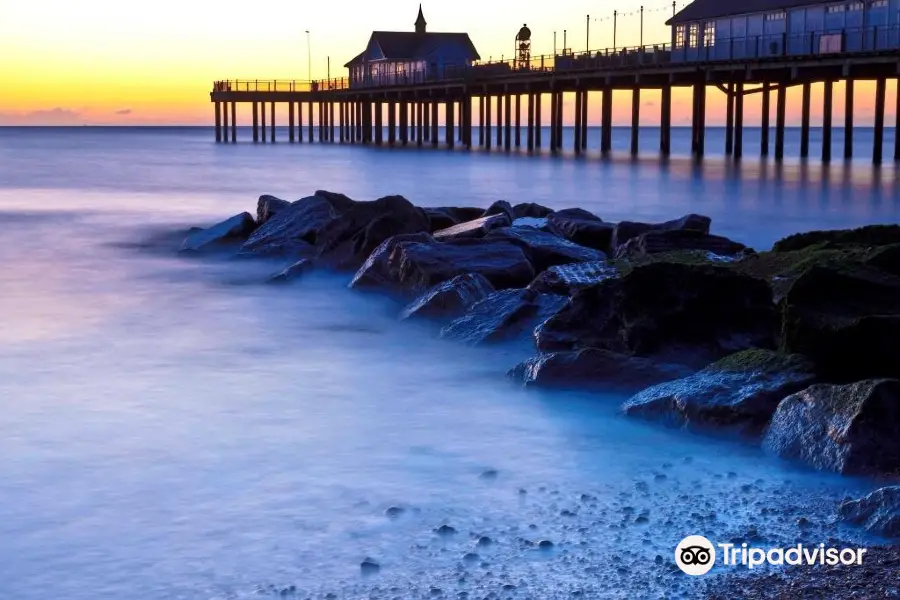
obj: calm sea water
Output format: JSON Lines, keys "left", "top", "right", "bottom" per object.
{"left": 0, "top": 127, "right": 895, "bottom": 599}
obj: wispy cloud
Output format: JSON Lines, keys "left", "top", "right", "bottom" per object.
{"left": 114, "top": 108, "right": 133, "bottom": 115}
{"left": 0, "top": 107, "right": 82, "bottom": 125}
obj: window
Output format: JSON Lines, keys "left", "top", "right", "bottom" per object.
{"left": 689, "top": 22, "right": 699, "bottom": 48}
{"left": 704, "top": 22, "right": 716, "bottom": 47}
{"left": 827, "top": 4, "right": 846, "bottom": 13}
{"left": 765, "top": 11, "right": 786, "bottom": 20}
{"left": 870, "top": 0, "right": 887, "bottom": 7}
{"left": 848, "top": 1, "right": 864, "bottom": 10}
{"left": 675, "top": 24, "right": 686, "bottom": 49}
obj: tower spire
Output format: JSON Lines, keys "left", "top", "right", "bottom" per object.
{"left": 415, "top": 4, "right": 427, "bottom": 34}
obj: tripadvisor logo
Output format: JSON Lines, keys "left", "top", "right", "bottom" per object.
{"left": 674, "top": 535, "right": 868, "bottom": 575}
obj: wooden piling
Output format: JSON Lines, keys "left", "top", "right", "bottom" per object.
{"left": 515, "top": 94, "right": 521, "bottom": 148}
{"left": 822, "top": 80, "right": 833, "bottom": 162}
{"left": 873, "top": 77, "right": 886, "bottom": 164}
{"left": 601, "top": 88, "right": 612, "bottom": 153}
{"left": 446, "top": 101, "right": 455, "bottom": 147}
{"left": 375, "top": 102, "right": 383, "bottom": 145}
{"left": 734, "top": 82, "right": 744, "bottom": 160}
{"left": 631, "top": 88, "right": 640, "bottom": 156}
{"left": 761, "top": 83, "right": 770, "bottom": 156}
{"left": 496, "top": 94, "right": 503, "bottom": 148}
{"left": 214, "top": 102, "right": 222, "bottom": 142}
{"left": 431, "top": 101, "right": 438, "bottom": 146}
{"left": 844, "top": 79, "right": 854, "bottom": 159}
{"left": 800, "top": 82, "right": 811, "bottom": 158}
{"left": 289, "top": 102, "right": 295, "bottom": 142}
{"left": 527, "top": 93, "right": 535, "bottom": 151}
{"left": 252, "top": 102, "right": 259, "bottom": 142}
{"left": 230, "top": 102, "right": 236, "bottom": 142}
{"left": 485, "top": 96, "right": 492, "bottom": 149}
{"left": 660, "top": 85, "right": 671, "bottom": 156}
{"left": 261, "top": 101, "right": 267, "bottom": 143}
{"left": 775, "top": 85, "right": 786, "bottom": 160}
{"left": 270, "top": 102, "right": 275, "bottom": 143}
{"left": 535, "top": 93, "right": 542, "bottom": 148}
{"left": 504, "top": 93, "right": 512, "bottom": 150}
{"left": 581, "top": 91, "right": 588, "bottom": 150}
{"left": 574, "top": 90, "right": 582, "bottom": 153}
{"left": 725, "top": 83, "right": 734, "bottom": 155}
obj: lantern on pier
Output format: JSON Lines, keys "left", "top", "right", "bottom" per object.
{"left": 515, "top": 24, "right": 532, "bottom": 70}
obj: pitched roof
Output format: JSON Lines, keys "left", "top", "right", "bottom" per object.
{"left": 667, "top": 0, "right": 828, "bottom": 24}
{"left": 344, "top": 31, "right": 480, "bottom": 67}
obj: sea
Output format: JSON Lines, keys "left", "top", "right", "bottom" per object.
{"left": 0, "top": 125, "right": 897, "bottom": 599}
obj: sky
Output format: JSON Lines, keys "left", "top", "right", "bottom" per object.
{"left": 0, "top": 0, "right": 895, "bottom": 126}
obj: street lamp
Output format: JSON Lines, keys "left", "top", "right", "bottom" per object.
{"left": 306, "top": 30, "right": 311, "bottom": 82}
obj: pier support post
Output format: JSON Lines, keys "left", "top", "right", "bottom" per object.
{"left": 485, "top": 96, "right": 492, "bottom": 149}
{"left": 270, "top": 102, "right": 275, "bottom": 143}
{"left": 317, "top": 103, "right": 322, "bottom": 142}
{"left": 535, "top": 93, "right": 542, "bottom": 148}
{"left": 822, "top": 80, "right": 834, "bottom": 162}
{"left": 725, "top": 83, "right": 734, "bottom": 155}
{"left": 446, "top": 101, "right": 455, "bottom": 147}
{"left": 465, "top": 95, "right": 473, "bottom": 148}
{"left": 504, "top": 94, "right": 512, "bottom": 150}
{"left": 339, "top": 102, "right": 345, "bottom": 143}
{"left": 601, "top": 88, "right": 612, "bottom": 154}
{"left": 800, "top": 82, "right": 811, "bottom": 158}
{"left": 252, "top": 102, "right": 259, "bottom": 142}
{"left": 222, "top": 101, "right": 230, "bottom": 142}
{"left": 478, "top": 97, "right": 485, "bottom": 146}
{"left": 308, "top": 102, "right": 313, "bottom": 143}
{"left": 845, "top": 79, "right": 855, "bottom": 159}
{"left": 375, "top": 102, "right": 383, "bottom": 145}
{"left": 417, "top": 101, "right": 424, "bottom": 146}
{"left": 423, "top": 101, "right": 430, "bottom": 142}
{"left": 691, "top": 82, "right": 706, "bottom": 157}
{"left": 298, "top": 103, "right": 304, "bottom": 142}
{"left": 497, "top": 94, "right": 503, "bottom": 148}
{"left": 214, "top": 102, "right": 222, "bottom": 142}
{"left": 458, "top": 100, "right": 464, "bottom": 143}
{"left": 556, "top": 91, "right": 564, "bottom": 152}
{"left": 873, "top": 77, "right": 886, "bottom": 165}
{"left": 515, "top": 94, "right": 521, "bottom": 148}
{"left": 400, "top": 102, "right": 409, "bottom": 145}
{"left": 660, "top": 85, "right": 671, "bottom": 156}
{"left": 526, "top": 94, "right": 534, "bottom": 151}
{"left": 261, "top": 101, "right": 267, "bottom": 143}
{"left": 574, "top": 90, "right": 583, "bottom": 153}
{"left": 289, "top": 102, "right": 295, "bottom": 142}
{"left": 549, "top": 91, "right": 558, "bottom": 152}
{"left": 775, "top": 85, "right": 786, "bottom": 161}
{"left": 431, "top": 101, "right": 438, "bottom": 147}
{"left": 896, "top": 77, "right": 900, "bottom": 161}
{"left": 388, "top": 101, "right": 396, "bottom": 145}
{"left": 734, "top": 82, "right": 744, "bottom": 160}
{"left": 761, "top": 83, "right": 770, "bottom": 156}
{"left": 329, "top": 102, "right": 335, "bottom": 142}
{"left": 581, "top": 91, "right": 588, "bottom": 150}
{"left": 230, "top": 102, "right": 236, "bottom": 143}
{"left": 631, "top": 88, "right": 641, "bottom": 156}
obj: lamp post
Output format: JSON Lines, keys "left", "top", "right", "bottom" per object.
{"left": 306, "top": 30, "right": 311, "bottom": 82}
{"left": 587, "top": 15, "right": 590, "bottom": 53}
{"left": 613, "top": 11, "right": 618, "bottom": 51}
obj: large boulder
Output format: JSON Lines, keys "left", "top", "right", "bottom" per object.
{"left": 612, "top": 214, "right": 712, "bottom": 250}
{"left": 422, "top": 207, "right": 485, "bottom": 233}
{"left": 400, "top": 273, "right": 495, "bottom": 320}
{"left": 180, "top": 212, "right": 257, "bottom": 253}
{"left": 240, "top": 195, "right": 336, "bottom": 257}
{"left": 773, "top": 224, "right": 900, "bottom": 252}
{"left": 486, "top": 227, "right": 606, "bottom": 273}
{"left": 780, "top": 264, "right": 900, "bottom": 381}
{"left": 349, "top": 233, "right": 434, "bottom": 290}
{"left": 441, "top": 289, "right": 566, "bottom": 345}
{"left": 547, "top": 210, "right": 614, "bottom": 253}
{"left": 316, "top": 195, "right": 431, "bottom": 269}
{"left": 615, "top": 230, "right": 748, "bottom": 260}
{"left": 483, "top": 200, "right": 515, "bottom": 221}
{"left": 763, "top": 379, "right": 900, "bottom": 476}
{"left": 433, "top": 214, "right": 511, "bottom": 241}
{"left": 313, "top": 190, "right": 356, "bottom": 213}
{"left": 623, "top": 350, "right": 817, "bottom": 435}
{"left": 513, "top": 203, "right": 554, "bottom": 219}
{"left": 509, "top": 348, "right": 690, "bottom": 392}
{"left": 528, "top": 261, "right": 620, "bottom": 296}
{"left": 267, "top": 258, "right": 315, "bottom": 284}
{"left": 256, "top": 195, "right": 292, "bottom": 225}
{"left": 839, "top": 487, "right": 900, "bottom": 538}
{"left": 536, "top": 262, "right": 777, "bottom": 367}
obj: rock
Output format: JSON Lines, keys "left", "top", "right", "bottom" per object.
{"left": 486, "top": 227, "right": 606, "bottom": 273}
{"left": 399, "top": 273, "right": 495, "bottom": 320}
{"left": 773, "top": 224, "right": 900, "bottom": 252}
{"left": 180, "top": 212, "right": 257, "bottom": 253}
{"left": 316, "top": 195, "right": 431, "bottom": 269}
{"left": 441, "top": 289, "right": 566, "bottom": 345}
{"left": 537, "top": 540, "right": 554, "bottom": 549}
{"left": 434, "top": 525, "right": 457, "bottom": 536}
{"left": 388, "top": 238, "right": 535, "bottom": 295}
{"left": 513, "top": 203, "right": 554, "bottom": 219}
{"left": 433, "top": 214, "right": 511, "bottom": 241}
{"left": 349, "top": 232, "right": 434, "bottom": 290}
{"left": 614, "top": 230, "right": 748, "bottom": 260}
{"left": 763, "top": 379, "right": 900, "bottom": 475}
{"left": 313, "top": 189, "right": 356, "bottom": 213}
{"left": 509, "top": 348, "right": 690, "bottom": 391}
{"left": 547, "top": 211, "right": 615, "bottom": 253}
{"left": 483, "top": 200, "right": 515, "bottom": 221}
{"left": 612, "top": 214, "right": 712, "bottom": 249}
{"left": 527, "top": 261, "right": 620, "bottom": 296}
{"left": 267, "top": 258, "right": 314, "bottom": 283}
{"left": 512, "top": 217, "right": 550, "bottom": 231}
{"left": 536, "top": 261, "right": 776, "bottom": 367}
{"left": 385, "top": 506, "right": 405, "bottom": 519}
{"left": 839, "top": 487, "right": 900, "bottom": 538}
{"left": 780, "top": 264, "right": 900, "bottom": 381}
{"left": 240, "top": 195, "right": 336, "bottom": 257}
{"left": 422, "top": 207, "right": 484, "bottom": 232}
{"left": 623, "top": 349, "right": 817, "bottom": 435}
{"left": 256, "top": 195, "right": 292, "bottom": 225}
{"left": 360, "top": 558, "right": 380, "bottom": 574}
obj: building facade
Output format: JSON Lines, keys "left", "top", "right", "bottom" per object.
{"left": 344, "top": 6, "right": 480, "bottom": 88}
{"left": 669, "top": 0, "right": 900, "bottom": 62}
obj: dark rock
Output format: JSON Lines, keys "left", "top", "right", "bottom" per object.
{"left": 180, "top": 212, "right": 256, "bottom": 253}
{"left": 538, "top": 540, "right": 554, "bottom": 549}
{"left": 513, "top": 203, "right": 555, "bottom": 219}
{"left": 360, "top": 558, "right": 380, "bottom": 574}
{"left": 536, "top": 261, "right": 777, "bottom": 367}
{"left": 422, "top": 207, "right": 485, "bottom": 232}
{"left": 763, "top": 379, "right": 900, "bottom": 475}
{"left": 349, "top": 232, "right": 434, "bottom": 290}
{"left": 623, "top": 349, "right": 817, "bottom": 435}
{"left": 313, "top": 189, "right": 356, "bottom": 213}
{"left": 433, "top": 214, "right": 511, "bottom": 241}
{"left": 316, "top": 195, "right": 431, "bottom": 269}
{"left": 434, "top": 525, "right": 457, "bottom": 536}
{"left": 483, "top": 200, "right": 515, "bottom": 221}
{"left": 528, "top": 261, "right": 620, "bottom": 296}
{"left": 547, "top": 210, "right": 614, "bottom": 253}
{"left": 780, "top": 264, "right": 900, "bottom": 381}
{"left": 509, "top": 348, "right": 690, "bottom": 391}
{"left": 267, "top": 258, "right": 315, "bottom": 283}
{"left": 839, "top": 487, "right": 900, "bottom": 538}
{"left": 486, "top": 227, "right": 606, "bottom": 273}
{"left": 399, "top": 273, "right": 495, "bottom": 321}
{"left": 241, "top": 195, "right": 336, "bottom": 257}
{"left": 256, "top": 195, "right": 292, "bottom": 225}
{"left": 772, "top": 224, "right": 900, "bottom": 252}
{"left": 614, "top": 230, "right": 748, "bottom": 260}
{"left": 479, "top": 469, "right": 498, "bottom": 480}
{"left": 612, "top": 214, "right": 712, "bottom": 249}
{"left": 441, "top": 289, "right": 566, "bottom": 345}
{"left": 385, "top": 506, "right": 405, "bottom": 519}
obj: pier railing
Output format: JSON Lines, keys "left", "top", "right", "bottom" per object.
{"left": 213, "top": 24, "right": 900, "bottom": 94}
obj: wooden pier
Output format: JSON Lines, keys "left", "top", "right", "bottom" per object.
{"left": 211, "top": 47, "right": 900, "bottom": 164}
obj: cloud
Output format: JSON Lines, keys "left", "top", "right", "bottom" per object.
{"left": 0, "top": 107, "right": 82, "bottom": 125}
{"left": 115, "top": 108, "right": 133, "bottom": 115}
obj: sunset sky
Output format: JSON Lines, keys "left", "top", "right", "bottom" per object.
{"left": 0, "top": 0, "right": 895, "bottom": 126}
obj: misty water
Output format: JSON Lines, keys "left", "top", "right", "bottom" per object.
{"left": 0, "top": 127, "right": 898, "bottom": 599}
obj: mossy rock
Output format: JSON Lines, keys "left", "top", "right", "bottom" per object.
{"left": 711, "top": 349, "right": 814, "bottom": 376}
{"left": 772, "top": 224, "right": 900, "bottom": 252}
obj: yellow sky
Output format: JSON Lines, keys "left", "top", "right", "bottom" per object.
{"left": 0, "top": 0, "right": 895, "bottom": 125}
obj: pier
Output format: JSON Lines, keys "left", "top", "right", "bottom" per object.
{"left": 210, "top": 26, "right": 900, "bottom": 164}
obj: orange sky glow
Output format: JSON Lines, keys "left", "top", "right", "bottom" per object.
{"left": 0, "top": 0, "right": 896, "bottom": 126}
